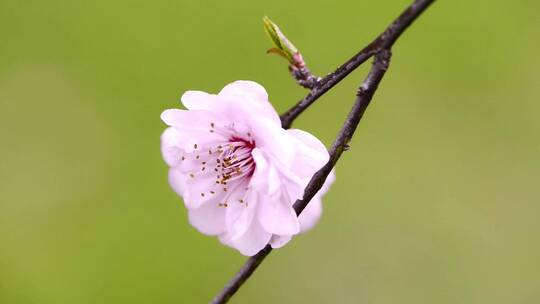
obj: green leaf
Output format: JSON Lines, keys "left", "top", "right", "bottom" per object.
{"left": 263, "top": 16, "right": 298, "bottom": 64}
{"left": 266, "top": 48, "right": 290, "bottom": 61}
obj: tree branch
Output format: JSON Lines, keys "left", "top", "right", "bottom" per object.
{"left": 211, "top": 245, "right": 273, "bottom": 304}
{"left": 289, "top": 53, "right": 321, "bottom": 89}
{"left": 292, "top": 49, "right": 391, "bottom": 215}
{"left": 212, "top": 49, "right": 392, "bottom": 304}
{"left": 211, "top": 0, "right": 435, "bottom": 303}
{"left": 280, "top": 0, "right": 435, "bottom": 129}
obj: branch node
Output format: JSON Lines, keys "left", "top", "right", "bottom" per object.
{"left": 290, "top": 65, "right": 321, "bottom": 89}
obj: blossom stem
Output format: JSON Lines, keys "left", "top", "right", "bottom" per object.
{"left": 211, "top": 245, "right": 273, "bottom": 304}
{"left": 211, "top": 0, "right": 434, "bottom": 302}
{"left": 289, "top": 56, "right": 321, "bottom": 89}
{"left": 280, "top": 0, "right": 435, "bottom": 129}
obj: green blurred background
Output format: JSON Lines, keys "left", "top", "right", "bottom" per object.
{"left": 1, "top": 0, "right": 539, "bottom": 303}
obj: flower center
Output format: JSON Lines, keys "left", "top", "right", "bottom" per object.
{"left": 214, "top": 136, "right": 255, "bottom": 186}
{"left": 184, "top": 124, "right": 257, "bottom": 207}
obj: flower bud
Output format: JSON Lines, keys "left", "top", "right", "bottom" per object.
{"left": 263, "top": 16, "right": 301, "bottom": 66}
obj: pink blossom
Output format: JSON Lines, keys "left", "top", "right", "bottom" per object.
{"left": 161, "top": 80, "right": 334, "bottom": 256}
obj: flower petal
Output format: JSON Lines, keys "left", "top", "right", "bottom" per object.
{"left": 298, "top": 169, "right": 336, "bottom": 232}
{"left": 168, "top": 167, "right": 187, "bottom": 201}
{"left": 225, "top": 187, "right": 257, "bottom": 239}
{"left": 182, "top": 168, "right": 227, "bottom": 209}
{"left": 250, "top": 118, "right": 295, "bottom": 168}
{"left": 160, "top": 109, "right": 228, "bottom": 152}
{"left": 257, "top": 189, "right": 300, "bottom": 236}
{"left": 181, "top": 90, "right": 217, "bottom": 110}
{"left": 217, "top": 81, "right": 281, "bottom": 126}
{"left": 188, "top": 200, "right": 227, "bottom": 235}
{"left": 298, "top": 196, "right": 322, "bottom": 232}
{"left": 250, "top": 148, "right": 281, "bottom": 197}
{"left": 161, "top": 127, "right": 184, "bottom": 167}
{"left": 270, "top": 235, "right": 292, "bottom": 249}
{"left": 219, "top": 216, "right": 272, "bottom": 256}
{"left": 219, "top": 81, "right": 268, "bottom": 104}
{"left": 288, "top": 129, "right": 329, "bottom": 178}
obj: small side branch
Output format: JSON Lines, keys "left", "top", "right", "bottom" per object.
{"left": 289, "top": 53, "right": 321, "bottom": 89}
{"left": 263, "top": 16, "right": 321, "bottom": 89}
{"left": 290, "top": 64, "right": 321, "bottom": 89}
{"left": 280, "top": 0, "right": 434, "bottom": 129}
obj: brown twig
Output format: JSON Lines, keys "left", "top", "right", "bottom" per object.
{"left": 211, "top": 0, "right": 435, "bottom": 303}
{"left": 289, "top": 53, "right": 321, "bottom": 89}
{"left": 290, "top": 65, "right": 321, "bottom": 89}
{"left": 280, "top": 0, "right": 435, "bottom": 129}
{"left": 211, "top": 245, "right": 273, "bottom": 304}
